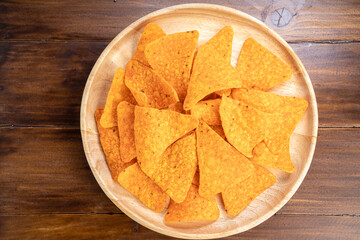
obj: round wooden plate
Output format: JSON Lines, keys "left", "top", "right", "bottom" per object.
{"left": 80, "top": 4, "right": 318, "bottom": 239}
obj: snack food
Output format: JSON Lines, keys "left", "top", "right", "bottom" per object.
{"left": 95, "top": 23, "right": 308, "bottom": 221}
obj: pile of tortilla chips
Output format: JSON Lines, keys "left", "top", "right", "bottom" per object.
{"left": 95, "top": 23, "right": 308, "bottom": 222}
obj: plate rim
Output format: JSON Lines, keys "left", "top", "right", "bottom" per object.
{"left": 80, "top": 3, "right": 318, "bottom": 239}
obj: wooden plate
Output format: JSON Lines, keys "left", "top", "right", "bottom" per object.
{"left": 80, "top": 4, "right": 318, "bottom": 239}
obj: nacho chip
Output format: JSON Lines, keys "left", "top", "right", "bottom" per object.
{"left": 141, "top": 133, "right": 197, "bottom": 203}
{"left": 162, "top": 102, "right": 184, "bottom": 113}
{"left": 145, "top": 31, "right": 199, "bottom": 101}
{"left": 95, "top": 108, "right": 136, "bottom": 180}
{"left": 134, "top": 106, "right": 198, "bottom": 176}
{"left": 205, "top": 26, "right": 234, "bottom": 97}
{"left": 124, "top": 60, "right": 179, "bottom": 109}
{"left": 100, "top": 67, "right": 137, "bottom": 128}
{"left": 184, "top": 44, "right": 242, "bottom": 110}
{"left": 252, "top": 141, "right": 294, "bottom": 173}
{"left": 165, "top": 184, "right": 219, "bottom": 223}
{"left": 197, "top": 121, "right": 255, "bottom": 199}
{"left": 191, "top": 99, "right": 221, "bottom": 126}
{"left": 117, "top": 101, "right": 136, "bottom": 162}
{"left": 222, "top": 164, "right": 276, "bottom": 217}
{"left": 232, "top": 89, "right": 308, "bottom": 154}
{"left": 219, "top": 96, "right": 276, "bottom": 158}
{"left": 117, "top": 163, "right": 168, "bottom": 212}
{"left": 232, "top": 88, "right": 308, "bottom": 113}
{"left": 236, "top": 38, "right": 292, "bottom": 91}
{"left": 132, "top": 23, "right": 166, "bottom": 66}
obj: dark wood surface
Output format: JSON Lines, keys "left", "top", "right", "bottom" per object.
{"left": 0, "top": 0, "right": 359, "bottom": 239}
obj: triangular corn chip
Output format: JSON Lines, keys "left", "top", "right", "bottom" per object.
{"left": 191, "top": 99, "right": 221, "bottom": 126}
{"left": 205, "top": 26, "right": 234, "bottom": 96}
{"left": 236, "top": 38, "right": 292, "bottom": 91}
{"left": 222, "top": 164, "right": 276, "bottom": 216}
{"left": 95, "top": 108, "right": 136, "bottom": 180}
{"left": 132, "top": 23, "right": 166, "bottom": 66}
{"left": 220, "top": 96, "right": 276, "bottom": 158}
{"left": 100, "top": 67, "right": 136, "bottom": 128}
{"left": 141, "top": 132, "right": 197, "bottom": 203}
{"left": 165, "top": 184, "right": 219, "bottom": 223}
{"left": 197, "top": 121, "right": 255, "bottom": 199}
{"left": 145, "top": 31, "right": 199, "bottom": 101}
{"left": 184, "top": 44, "right": 242, "bottom": 110}
{"left": 117, "top": 101, "right": 136, "bottom": 162}
{"left": 117, "top": 163, "right": 168, "bottom": 212}
{"left": 134, "top": 106, "right": 198, "bottom": 175}
{"left": 124, "top": 60, "right": 179, "bottom": 109}
{"left": 232, "top": 89, "right": 308, "bottom": 154}
{"left": 252, "top": 142, "right": 294, "bottom": 173}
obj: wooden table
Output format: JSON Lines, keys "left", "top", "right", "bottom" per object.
{"left": 1, "top": 1, "right": 359, "bottom": 239}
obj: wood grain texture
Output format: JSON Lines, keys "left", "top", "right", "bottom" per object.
{"left": 0, "top": 214, "right": 359, "bottom": 240}
{"left": 0, "top": 0, "right": 359, "bottom": 42}
{"left": 1, "top": 128, "right": 358, "bottom": 216}
{"left": 1, "top": 42, "right": 358, "bottom": 128}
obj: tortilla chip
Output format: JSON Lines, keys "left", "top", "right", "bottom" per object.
{"left": 162, "top": 102, "right": 184, "bottom": 113}
{"left": 191, "top": 99, "right": 221, "bottom": 126}
{"left": 197, "top": 121, "right": 255, "bottom": 199}
{"left": 165, "top": 184, "right": 219, "bottom": 223}
{"left": 205, "top": 26, "right": 234, "bottom": 97}
{"left": 124, "top": 60, "right": 179, "bottom": 109}
{"left": 132, "top": 23, "right": 166, "bottom": 66}
{"left": 95, "top": 108, "right": 136, "bottom": 180}
{"left": 236, "top": 38, "right": 292, "bottom": 91}
{"left": 134, "top": 106, "right": 198, "bottom": 176}
{"left": 145, "top": 31, "right": 199, "bottom": 101}
{"left": 117, "top": 101, "right": 136, "bottom": 162}
{"left": 252, "top": 141, "right": 294, "bottom": 173}
{"left": 232, "top": 89, "right": 308, "bottom": 154}
{"left": 219, "top": 96, "right": 276, "bottom": 158}
{"left": 184, "top": 44, "right": 242, "bottom": 110}
{"left": 222, "top": 164, "right": 276, "bottom": 217}
{"left": 141, "top": 133, "right": 197, "bottom": 203}
{"left": 100, "top": 67, "right": 137, "bottom": 128}
{"left": 210, "top": 125, "right": 226, "bottom": 139}
{"left": 117, "top": 163, "right": 168, "bottom": 212}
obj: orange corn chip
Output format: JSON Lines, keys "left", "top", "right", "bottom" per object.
{"left": 117, "top": 101, "right": 136, "bottom": 162}
{"left": 145, "top": 31, "right": 199, "bottom": 101}
{"left": 95, "top": 108, "right": 136, "bottom": 180}
{"left": 134, "top": 106, "right": 198, "bottom": 175}
{"left": 190, "top": 99, "right": 221, "bottom": 126}
{"left": 232, "top": 89, "right": 308, "bottom": 154}
{"left": 220, "top": 96, "right": 276, "bottom": 158}
{"left": 100, "top": 67, "right": 137, "bottom": 128}
{"left": 205, "top": 26, "right": 234, "bottom": 97}
{"left": 124, "top": 60, "right": 179, "bottom": 109}
{"left": 162, "top": 102, "right": 184, "bottom": 113}
{"left": 222, "top": 164, "right": 276, "bottom": 217}
{"left": 184, "top": 44, "right": 242, "bottom": 110}
{"left": 141, "top": 133, "right": 197, "bottom": 203}
{"left": 117, "top": 163, "right": 168, "bottom": 212}
{"left": 252, "top": 142, "right": 294, "bottom": 173}
{"left": 165, "top": 184, "right": 219, "bottom": 223}
{"left": 197, "top": 121, "right": 255, "bottom": 199}
{"left": 132, "top": 23, "right": 166, "bottom": 66}
{"left": 236, "top": 38, "right": 292, "bottom": 91}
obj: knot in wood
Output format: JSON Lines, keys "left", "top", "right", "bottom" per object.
{"left": 271, "top": 8, "right": 292, "bottom": 27}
